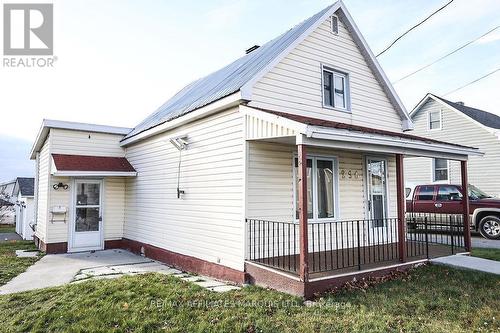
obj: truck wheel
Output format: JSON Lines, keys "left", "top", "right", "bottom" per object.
{"left": 478, "top": 216, "right": 500, "bottom": 240}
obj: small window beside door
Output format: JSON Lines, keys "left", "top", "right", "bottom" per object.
{"left": 433, "top": 158, "right": 448, "bottom": 182}
{"left": 428, "top": 110, "right": 442, "bottom": 130}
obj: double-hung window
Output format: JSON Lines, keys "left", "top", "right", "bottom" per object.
{"left": 429, "top": 110, "right": 441, "bottom": 130}
{"left": 294, "top": 156, "right": 338, "bottom": 221}
{"left": 323, "top": 68, "right": 348, "bottom": 110}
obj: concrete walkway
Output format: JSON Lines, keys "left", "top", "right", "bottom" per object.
{"left": 0, "top": 249, "right": 240, "bottom": 295}
{"left": 431, "top": 254, "right": 500, "bottom": 275}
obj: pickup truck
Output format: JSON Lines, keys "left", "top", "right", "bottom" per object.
{"left": 406, "top": 184, "right": 500, "bottom": 240}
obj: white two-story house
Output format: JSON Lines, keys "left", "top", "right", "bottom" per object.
{"left": 28, "top": 1, "right": 480, "bottom": 297}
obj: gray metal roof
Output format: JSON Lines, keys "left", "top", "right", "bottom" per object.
{"left": 434, "top": 95, "right": 500, "bottom": 130}
{"left": 124, "top": 4, "right": 335, "bottom": 140}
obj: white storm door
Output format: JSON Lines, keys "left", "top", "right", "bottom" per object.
{"left": 71, "top": 180, "right": 103, "bottom": 251}
{"left": 366, "top": 158, "right": 389, "bottom": 243}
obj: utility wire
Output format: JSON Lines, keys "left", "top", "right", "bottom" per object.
{"left": 443, "top": 67, "right": 500, "bottom": 96}
{"left": 393, "top": 24, "right": 500, "bottom": 84}
{"left": 376, "top": 0, "right": 455, "bottom": 57}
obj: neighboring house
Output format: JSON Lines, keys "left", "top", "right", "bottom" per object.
{"left": 13, "top": 177, "right": 35, "bottom": 240}
{"left": 29, "top": 2, "right": 480, "bottom": 297}
{"left": 405, "top": 93, "right": 500, "bottom": 197}
{"left": 0, "top": 179, "right": 16, "bottom": 224}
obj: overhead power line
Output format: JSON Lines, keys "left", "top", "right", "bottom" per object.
{"left": 443, "top": 67, "right": 500, "bottom": 96}
{"left": 393, "top": 24, "right": 500, "bottom": 84}
{"left": 376, "top": 0, "right": 455, "bottom": 57}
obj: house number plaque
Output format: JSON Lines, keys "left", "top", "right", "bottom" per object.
{"left": 340, "top": 169, "right": 359, "bottom": 180}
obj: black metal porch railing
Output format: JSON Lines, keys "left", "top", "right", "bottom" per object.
{"left": 405, "top": 212, "right": 465, "bottom": 258}
{"left": 246, "top": 214, "right": 466, "bottom": 276}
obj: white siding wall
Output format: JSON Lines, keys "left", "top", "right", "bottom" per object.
{"left": 50, "top": 129, "right": 125, "bottom": 157}
{"left": 250, "top": 15, "right": 403, "bottom": 133}
{"left": 405, "top": 99, "right": 500, "bottom": 197}
{"left": 247, "top": 141, "right": 397, "bottom": 222}
{"left": 34, "top": 136, "right": 50, "bottom": 242}
{"left": 124, "top": 108, "right": 245, "bottom": 271}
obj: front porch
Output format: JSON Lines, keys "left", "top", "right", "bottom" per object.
{"left": 246, "top": 214, "right": 466, "bottom": 281}
{"left": 242, "top": 106, "right": 480, "bottom": 297}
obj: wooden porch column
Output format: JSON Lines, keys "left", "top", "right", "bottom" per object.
{"left": 298, "top": 144, "right": 309, "bottom": 282}
{"left": 396, "top": 154, "right": 406, "bottom": 262}
{"left": 461, "top": 160, "right": 472, "bottom": 252}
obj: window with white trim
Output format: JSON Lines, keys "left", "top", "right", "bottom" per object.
{"left": 433, "top": 158, "right": 448, "bottom": 182}
{"left": 323, "top": 68, "right": 348, "bottom": 110}
{"left": 429, "top": 110, "right": 441, "bottom": 130}
{"left": 294, "top": 156, "right": 338, "bottom": 221}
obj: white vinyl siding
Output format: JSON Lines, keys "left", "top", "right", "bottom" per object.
{"left": 124, "top": 108, "right": 245, "bottom": 271}
{"left": 246, "top": 141, "right": 397, "bottom": 222}
{"left": 50, "top": 128, "right": 125, "bottom": 157}
{"left": 250, "top": 15, "right": 403, "bottom": 132}
{"left": 406, "top": 98, "right": 500, "bottom": 197}
{"left": 34, "top": 137, "right": 50, "bottom": 242}
{"left": 103, "top": 177, "right": 126, "bottom": 240}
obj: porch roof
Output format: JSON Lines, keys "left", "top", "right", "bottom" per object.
{"left": 51, "top": 154, "right": 137, "bottom": 177}
{"left": 242, "top": 106, "right": 482, "bottom": 160}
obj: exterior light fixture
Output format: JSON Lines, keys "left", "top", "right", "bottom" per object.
{"left": 53, "top": 182, "right": 69, "bottom": 190}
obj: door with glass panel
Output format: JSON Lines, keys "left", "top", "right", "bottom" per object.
{"left": 366, "top": 158, "right": 389, "bottom": 242}
{"left": 71, "top": 180, "right": 103, "bottom": 251}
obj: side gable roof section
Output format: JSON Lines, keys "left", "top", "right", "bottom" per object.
{"left": 124, "top": 0, "right": 413, "bottom": 144}
{"left": 30, "top": 119, "right": 132, "bottom": 160}
{"left": 412, "top": 93, "right": 500, "bottom": 137}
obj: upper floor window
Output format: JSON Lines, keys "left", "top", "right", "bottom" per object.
{"left": 428, "top": 110, "right": 441, "bottom": 130}
{"left": 331, "top": 15, "right": 339, "bottom": 35}
{"left": 323, "top": 68, "right": 348, "bottom": 110}
{"left": 433, "top": 158, "right": 448, "bottom": 182}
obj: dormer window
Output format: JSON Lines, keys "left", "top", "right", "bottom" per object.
{"left": 429, "top": 110, "right": 442, "bottom": 130}
{"left": 323, "top": 68, "right": 349, "bottom": 111}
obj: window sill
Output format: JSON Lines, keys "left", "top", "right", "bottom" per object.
{"left": 322, "top": 105, "right": 351, "bottom": 114}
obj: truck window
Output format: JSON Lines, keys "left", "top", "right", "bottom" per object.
{"left": 416, "top": 186, "right": 434, "bottom": 200}
{"left": 437, "top": 185, "right": 462, "bottom": 201}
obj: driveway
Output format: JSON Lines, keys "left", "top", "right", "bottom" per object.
{"left": 471, "top": 236, "right": 500, "bottom": 249}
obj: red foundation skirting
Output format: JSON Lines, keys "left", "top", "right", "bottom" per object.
{"left": 34, "top": 236, "right": 67, "bottom": 254}
{"left": 246, "top": 261, "right": 424, "bottom": 299}
{"left": 120, "top": 238, "right": 246, "bottom": 284}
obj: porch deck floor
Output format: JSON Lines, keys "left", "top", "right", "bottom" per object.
{"left": 249, "top": 241, "right": 465, "bottom": 279}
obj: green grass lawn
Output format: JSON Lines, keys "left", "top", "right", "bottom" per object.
{"left": 472, "top": 248, "right": 500, "bottom": 261}
{"left": 0, "top": 264, "right": 498, "bottom": 333}
{"left": 0, "top": 224, "right": 16, "bottom": 233}
{"left": 0, "top": 240, "right": 41, "bottom": 286}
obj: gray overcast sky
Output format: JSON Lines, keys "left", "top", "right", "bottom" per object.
{"left": 1, "top": 0, "right": 499, "bottom": 180}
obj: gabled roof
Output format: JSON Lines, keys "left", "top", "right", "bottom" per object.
{"left": 16, "top": 177, "right": 34, "bottom": 197}
{"left": 434, "top": 96, "right": 500, "bottom": 130}
{"left": 412, "top": 93, "right": 500, "bottom": 131}
{"left": 124, "top": 1, "right": 412, "bottom": 142}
